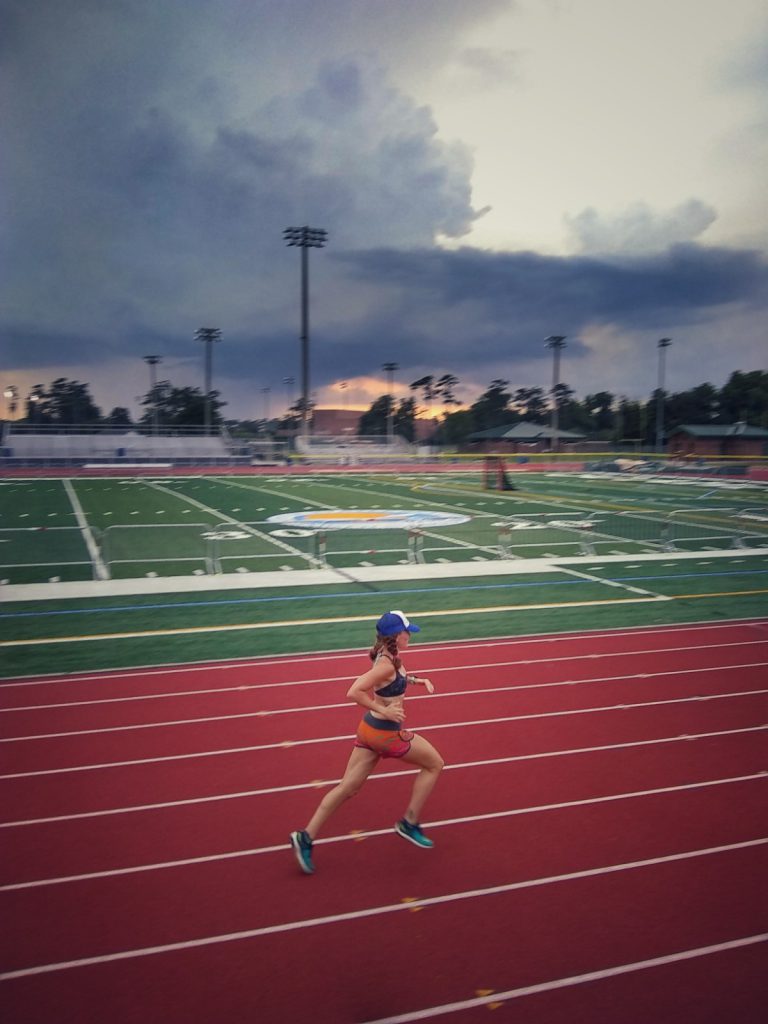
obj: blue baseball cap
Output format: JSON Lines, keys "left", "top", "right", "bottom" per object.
{"left": 376, "top": 610, "right": 421, "bottom": 636}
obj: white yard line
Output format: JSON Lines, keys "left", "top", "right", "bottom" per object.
{"left": 145, "top": 480, "right": 318, "bottom": 566}
{"left": 62, "top": 479, "right": 109, "bottom": 581}
{"left": 558, "top": 564, "right": 664, "bottom": 597}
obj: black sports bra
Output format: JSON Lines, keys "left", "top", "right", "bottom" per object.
{"left": 374, "top": 656, "right": 407, "bottom": 698}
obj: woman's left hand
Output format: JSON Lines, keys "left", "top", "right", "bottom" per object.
{"left": 414, "top": 676, "right": 434, "bottom": 694}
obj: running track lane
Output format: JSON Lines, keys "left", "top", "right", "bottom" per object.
{"left": 2, "top": 843, "right": 764, "bottom": 1023}
{"left": 2, "top": 621, "right": 767, "bottom": 1022}
{"left": 2, "top": 690, "right": 765, "bottom": 820}
{"left": 2, "top": 728, "right": 765, "bottom": 884}
{"left": 3, "top": 638, "right": 767, "bottom": 733}
{"left": 2, "top": 619, "right": 766, "bottom": 705}
{"left": 2, "top": 777, "right": 766, "bottom": 966}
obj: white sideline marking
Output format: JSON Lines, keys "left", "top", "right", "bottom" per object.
{"left": 1, "top": 839, "right": 764, "bottom": 980}
{"left": 3, "top": 640, "right": 766, "bottom": 715}
{"left": 2, "top": 770, "right": 764, "bottom": 889}
{"left": 62, "top": 480, "right": 108, "bottom": 581}
{"left": 3, "top": 659, "right": 767, "bottom": 740}
{"left": 1, "top": 726, "right": 764, "bottom": 829}
{"left": 3, "top": 688, "right": 766, "bottom": 779}
{"left": 2, "top": 617, "right": 765, "bottom": 688}
{"left": 362, "top": 934, "right": 768, "bottom": 1023}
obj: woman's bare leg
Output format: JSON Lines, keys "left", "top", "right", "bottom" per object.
{"left": 400, "top": 735, "right": 444, "bottom": 824}
{"left": 305, "top": 747, "right": 380, "bottom": 839}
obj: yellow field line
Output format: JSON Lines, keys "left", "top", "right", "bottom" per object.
{"left": 3, "top": 588, "right": 768, "bottom": 648}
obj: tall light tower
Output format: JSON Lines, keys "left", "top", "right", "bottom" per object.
{"left": 382, "top": 362, "right": 399, "bottom": 445}
{"left": 195, "top": 328, "right": 222, "bottom": 434}
{"left": 143, "top": 355, "right": 162, "bottom": 435}
{"left": 284, "top": 226, "right": 327, "bottom": 436}
{"left": 262, "top": 386, "right": 271, "bottom": 423}
{"left": 656, "top": 337, "right": 672, "bottom": 454}
{"left": 545, "top": 336, "right": 567, "bottom": 454}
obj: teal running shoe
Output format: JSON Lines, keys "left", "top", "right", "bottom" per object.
{"left": 394, "top": 818, "right": 434, "bottom": 848}
{"left": 290, "top": 830, "right": 315, "bottom": 874}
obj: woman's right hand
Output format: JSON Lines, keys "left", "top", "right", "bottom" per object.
{"left": 379, "top": 703, "right": 405, "bottom": 723}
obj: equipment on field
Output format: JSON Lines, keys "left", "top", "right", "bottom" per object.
{"left": 483, "top": 456, "right": 515, "bottom": 491}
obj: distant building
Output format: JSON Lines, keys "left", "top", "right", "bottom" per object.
{"left": 667, "top": 422, "right": 768, "bottom": 458}
{"left": 311, "top": 408, "right": 361, "bottom": 434}
{"left": 465, "top": 421, "right": 587, "bottom": 452}
{"left": 310, "top": 408, "right": 439, "bottom": 442}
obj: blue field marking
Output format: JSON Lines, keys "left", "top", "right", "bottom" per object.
{"left": 0, "top": 578, "right": 589, "bottom": 619}
{"left": 1, "top": 565, "right": 766, "bottom": 621}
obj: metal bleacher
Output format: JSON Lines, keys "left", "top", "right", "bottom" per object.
{"left": 294, "top": 434, "right": 412, "bottom": 463}
{"left": 0, "top": 427, "right": 241, "bottom": 467}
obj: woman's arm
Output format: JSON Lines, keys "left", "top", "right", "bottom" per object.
{"left": 407, "top": 674, "right": 435, "bottom": 695}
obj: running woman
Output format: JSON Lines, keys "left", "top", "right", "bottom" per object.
{"left": 290, "top": 610, "right": 444, "bottom": 874}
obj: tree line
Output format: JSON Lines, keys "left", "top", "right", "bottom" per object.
{"left": 11, "top": 378, "right": 226, "bottom": 429}
{"left": 354, "top": 370, "right": 768, "bottom": 444}
{"left": 7, "top": 370, "right": 766, "bottom": 446}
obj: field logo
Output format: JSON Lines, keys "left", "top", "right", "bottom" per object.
{"left": 267, "top": 509, "right": 470, "bottom": 531}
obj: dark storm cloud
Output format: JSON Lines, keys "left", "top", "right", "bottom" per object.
{"left": 330, "top": 242, "right": 768, "bottom": 371}
{"left": 1, "top": 2, "right": 485, "bottom": 375}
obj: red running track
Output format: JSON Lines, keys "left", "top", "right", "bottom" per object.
{"left": 1, "top": 618, "right": 766, "bottom": 1023}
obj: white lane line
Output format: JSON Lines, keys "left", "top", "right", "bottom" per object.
{"left": 62, "top": 479, "right": 109, "bottom": 581}
{"left": 3, "top": 687, "right": 766, "bottom": 777}
{"left": 2, "top": 726, "right": 765, "bottom": 829}
{"left": 2, "top": 770, "right": 764, "bottom": 889}
{"left": 4, "top": 640, "right": 767, "bottom": 712}
{"left": 362, "top": 933, "right": 768, "bottom": 1023}
{"left": 5, "top": 661, "right": 768, "bottom": 740}
{"left": 3, "top": 688, "right": 766, "bottom": 779}
{"left": 2, "top": 617, "right": 765, "bottom": 688}
{"left": 2, "top": 839, "right": 764, "bottom": 980}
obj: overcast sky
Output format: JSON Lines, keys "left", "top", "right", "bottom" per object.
{"left": 2, "top": 0, "right": 767, "bottom": 421}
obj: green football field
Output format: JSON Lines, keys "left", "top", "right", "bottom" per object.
{"left": 1, "top": 470, "right": 766, "bottom": 584}
{"left": 1, "top": 469, "right": 767, "bottom": 678}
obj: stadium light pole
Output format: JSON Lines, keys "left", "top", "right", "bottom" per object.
{"left": 262, "top": 386, "right": 271, "bottom": 423}
{"left": 656, "top": 337, "right": 672, "bottom": 454}
{"left": 284, "top": 226, "right": 327, "bottom": 437}
{"left": 143, "top": 355, "right": 162, "bottom": 435}
{"left": 545, "top": 336, "right": 566, "bottom": 454}
{"left": 195, "top": 328, "right": 222, "bottom": 435}
{"left": 382, "top": 362, "right": 399, "bottom": 445}
{"left": 28, "top": 389, "right": 41, "bottom": 424}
